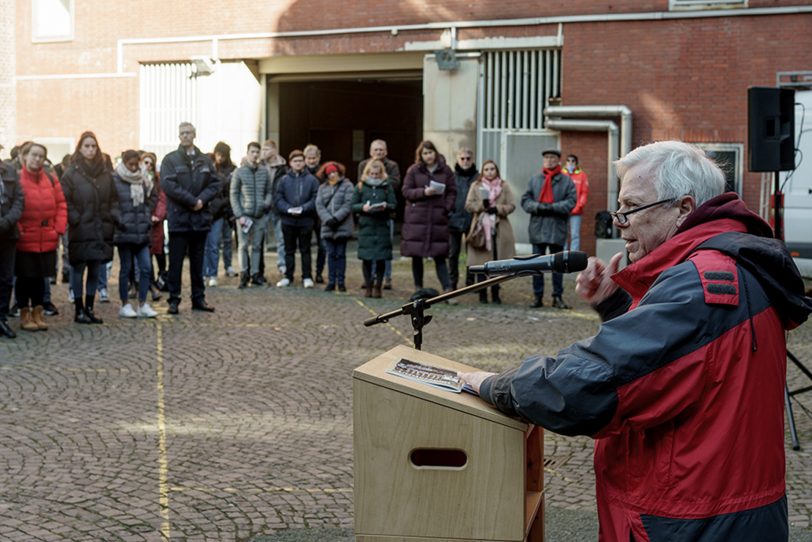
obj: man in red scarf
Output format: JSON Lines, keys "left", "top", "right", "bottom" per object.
{"left": 520, "top": 149, "right": 577, "bottom": 308}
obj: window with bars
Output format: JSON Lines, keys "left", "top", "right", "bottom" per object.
{"left": 482, "top": 49, "right": 561, "bottom": 131}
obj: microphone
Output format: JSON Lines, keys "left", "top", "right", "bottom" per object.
{"left": 469, "top": 251, "right": 588, "bottom": 275}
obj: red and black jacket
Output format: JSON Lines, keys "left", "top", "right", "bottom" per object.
{"left": 480, "top": 193, "right": 812, "bottom": 541}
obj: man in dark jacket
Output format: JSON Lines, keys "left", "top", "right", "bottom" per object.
{"left": 521, "top": 149, "right": 576, "bottom": 308}
{"left": 0, "top": 162, "right": 23, "bottom": 338}
{"left": 274, "top": 149, "right": 319, "bottom": 288}
{"left": 160, "top": 122, "right": 221, "bottom": 314}
{"left": 448, "top": 147, "right": 478, "bottom": 290}
{"left": 463, "top": 141, "right": 812, "bottom": 542}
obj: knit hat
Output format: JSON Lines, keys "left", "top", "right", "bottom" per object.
{"left": 324, "top": 162, "right": 339, "bottom": 175}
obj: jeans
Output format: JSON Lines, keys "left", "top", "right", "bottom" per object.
{"left": 532, "top": 243, "right": 564, "bottom": 298}
{"left": 282, "top": 224, "right": 312, "bottom": 281}
{"left": 411, "top": 256, "right": 450, "bottom": 291}
{"left": 323, "top": 238, "right": 348, "bottom": 286}
{"left": 71, "top": 260, "right": 101, "bottom": 300}
{"left": 568, "top": 214, "right": 582, "bottom": 251}
{"left": 203, "top": 217, "right": 224, "bottom": 278}
{"left": 118, "top": 244, "right": 152, "bottom": 303}
{"left": 271, "top": 213, "right": 285, "bottom": 270}
{"left": 168, "top": 231, "right": 208, "bottom": 305}
{"left": 314, "top": 229, "right": 326, "bottom": 278}
{"left": 97, "top": 261, "right": 111, "bottom": 292}
{"left": 221, "top": 219, "right": 234, "bottom": 271}
{"left": 237, "top": 214, "right": 268, "bottom": 276}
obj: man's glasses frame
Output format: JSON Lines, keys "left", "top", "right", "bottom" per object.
{"left": 611, "top": 198, "right": 675, "bottom": 225}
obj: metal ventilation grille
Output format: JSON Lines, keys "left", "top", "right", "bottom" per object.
{"left": 669, "top": 0, "right": 747, "bottom": 10}
{"left": 482, "top": 49, "right": 561, "bottom": 131}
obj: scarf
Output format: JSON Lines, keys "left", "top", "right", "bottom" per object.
{"left": 79, "top": 158, "right": 105, "bottom": 179}
{"left": 364, "top": 177, "right": 384, "bottom": 187}
{"left": 454, "top": 163, "right": 477, "bottom": 177}
{"left": 538, "top": 165, "right": 560, "bottom": 203}
{"left": 479, "top": 177, "right": 503, "bottom": 253}
{"left": 116, "top": 161, "right": 152, "bottom": 207}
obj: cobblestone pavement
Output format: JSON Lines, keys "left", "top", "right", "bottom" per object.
{"left": 0, "top": 252, "right": 810, "bottom": 541}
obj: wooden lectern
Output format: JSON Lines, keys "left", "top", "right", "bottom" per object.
{"left": 354, "top": 345, "right": 544, "bottom": 542}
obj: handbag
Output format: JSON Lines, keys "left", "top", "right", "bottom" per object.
{"left": 466, "top": 213, "right": 486, "bottom": 249}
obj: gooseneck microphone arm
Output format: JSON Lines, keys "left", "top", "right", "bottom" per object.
{"left": 363, "top": 272, "right": 522, "bottom": 350}
{"left": 363, "top": 251, "right": 589, "bottom": 350}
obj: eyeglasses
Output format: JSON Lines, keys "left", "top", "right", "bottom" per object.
{"left": 458, "top": 156, "right": 472, "bottom": 161}
{"left": 611, "top": 198, "right": 675, "bottom": 226}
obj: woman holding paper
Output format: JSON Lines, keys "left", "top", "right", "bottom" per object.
{"left": 464, "top": 160, "right": 516, "bottom": 304}
{"left": 400, "top": 140, "right": 456, "bottom": 296}
{"left": 352, "top": 159, "right": 397, "bottom": 298}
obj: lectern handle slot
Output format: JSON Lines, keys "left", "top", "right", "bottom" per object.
{"left": 409, "top": 448, "right": 468, "bottom": 469}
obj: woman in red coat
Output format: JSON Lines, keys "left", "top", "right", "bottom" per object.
{"left": 141, "top": 151, "right": 166, "bottom": 297}
{"left": 15, "top": 143, "right": 67, "bottom": 332}
{"left": 400, "top": 140, "right": 456, "bottom": 295}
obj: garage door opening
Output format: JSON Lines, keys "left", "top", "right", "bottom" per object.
{"left": 274, "top": 78, "right": 423, "bottom": 181}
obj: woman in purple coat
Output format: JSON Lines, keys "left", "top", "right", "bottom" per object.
{"left": 400, "top": 140, "right": 456, "bottom": 295}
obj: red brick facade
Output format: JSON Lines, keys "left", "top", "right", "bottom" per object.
{"left": 9, "top": 1, "right": 812, "bottom": 254}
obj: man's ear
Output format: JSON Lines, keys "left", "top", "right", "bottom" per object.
{"left": 675, "top": 195, "right": 696, "bottom": 227}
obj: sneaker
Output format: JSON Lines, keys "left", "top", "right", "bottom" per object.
{"left": 303, "top": 278, "right": 314, "bottom": 289}
{"left": 10, "top": 304, "right": 19, "bottom": 318}
{"left": 119, "top": 303, "right": 138, "bottom": 318}
{"left": 226, "top": 266, "right": 237, "bottom": 277}
{"left": 67, "top": 288, "right": 75, "bottom": 303}
{"left": 99, "top": 288, "right": 110, "bottom": 303}
{"left": 138, "top": 302, "right": 158, "bottom": 318}
{"left": 276, "top": 277, "right": 291, "bottom": 288}
{"left": 208, "top": 277, "right": 218, "bottom": 287}
{"left": 278, "top": 265, "right": 287, "bottom": 275}
{"left": 42, "top": 302, "right": 59, "bottom": 316}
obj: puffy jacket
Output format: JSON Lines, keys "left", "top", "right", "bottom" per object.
{"left": 60, "top": 162, "right": 116, "bottom": 263}
{"left": 160, "top": 146, "right": 221, "bottom": 233}
{"left": 150, "top": 176, "right": 167, "bottom": 255}
{"left": 231, "top": 164, "right": 272, "bottom": 219}
{"left": 400, "top": 157, "right": 457, "bottom": 258}
{"left": 275, "top": 169, "right": 319, "bottom": 229}
{"left": 209, "top": 162, "right": 235, "bottom": 221}
{"left": 111, "top": 173, "right": 158, "bottom": 246}
{"left": 316, "top": 179, "right": 354, "bottom": 240}
{"left": 17, "top": 167, "right": 67, "bottom": 253}
{"left": 0, "top": 163, "right": 23, "bottom": 241}
{"left": 351, "top": 180, "right": 397, "bottom": 261}
{"left": 480, "top": 193, "right": 812, "bottom": 542}
{"left": 449, "top": 164, "right": 478, "bottom": 233}
{"left": 520, "top": 171, "right": 576, "bottom": 246}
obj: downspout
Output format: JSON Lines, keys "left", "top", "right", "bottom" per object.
{"left": 545, "top": 105, "right": 632, "bottom": 157}
{"left": 544, "top": 119, "right": 620, "bottom": 210}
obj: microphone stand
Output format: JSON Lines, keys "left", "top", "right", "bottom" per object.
{"left": 364, "top": 272, "right": 530, "bottom": 350}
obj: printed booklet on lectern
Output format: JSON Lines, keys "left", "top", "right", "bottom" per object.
{"left": 387, "top": 358, "right": 476, "bottom": 394}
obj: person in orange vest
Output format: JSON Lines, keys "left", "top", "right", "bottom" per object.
{"left": 565, "top": 154, "right": 589, "bottom": 251}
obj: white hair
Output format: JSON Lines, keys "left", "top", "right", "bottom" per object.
{"left": 615, "top": 141, "right": 726, "bottom": 206}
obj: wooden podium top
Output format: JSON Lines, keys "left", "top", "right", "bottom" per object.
{"left": 353, "top": 344, "right": 528, "bottom": 431}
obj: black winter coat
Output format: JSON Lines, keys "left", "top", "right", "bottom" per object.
{"left": 61, "top": 162, "right": 116, "bottom": 263}
{"left": 0, "top": 163, "right": 23, "bottom": 241}
{"left": 400, "top": 157, "right": 456, "bottom": 258}
{"left": 111, "top": 174, "right": 158, "bottom": 246}
{"left": 449, "top": 164, "right": 478, "bottom": 233}
{"left": 210, "top": 163, "right": 235, "bottom": 221}
{"left": 160, "top": 146, "right": 221, "bottom": 233}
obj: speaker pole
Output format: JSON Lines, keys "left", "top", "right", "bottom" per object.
{"left": 773, "top": 171, "right": 783, "bottom": 242}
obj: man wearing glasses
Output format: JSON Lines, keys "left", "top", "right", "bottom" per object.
{"left": 448, "top": 148, "right": 478, "bottom": 291}
{"left": 463, "top": 141, "right": 811, "bottom": 541}
{"left": 521, "top": 148, "right": 577, "bottom": 308}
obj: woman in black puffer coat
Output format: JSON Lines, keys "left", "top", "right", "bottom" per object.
{"left": 60, "top": 131, "right": 116, "bottom": 324}
{"left": 111, "top": 149, "right": 158, "bottom": 319}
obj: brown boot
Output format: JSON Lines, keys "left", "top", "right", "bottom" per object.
{"left": 373, "top": 281, "right": 383, "bottom": 298}
{"left": 32, "top": 305, "right": 49, "bottom": 330}
{"left": 20, "top": 308, "right": 39, "bottom": 332}
{"left": 365, "top": 284, "right": 373, "bottom": 298}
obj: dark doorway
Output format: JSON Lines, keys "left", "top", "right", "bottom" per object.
{"left": 277, "top": 79, "right": 423, "bottom": 180}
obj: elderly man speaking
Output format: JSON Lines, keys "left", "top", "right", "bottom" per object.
{"left": 462, "top": 141, "right": 812, "bottom": 542}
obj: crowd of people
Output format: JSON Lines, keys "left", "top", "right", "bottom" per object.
{"left": 0, "top": 122, "right": 592, "bottom": 338}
